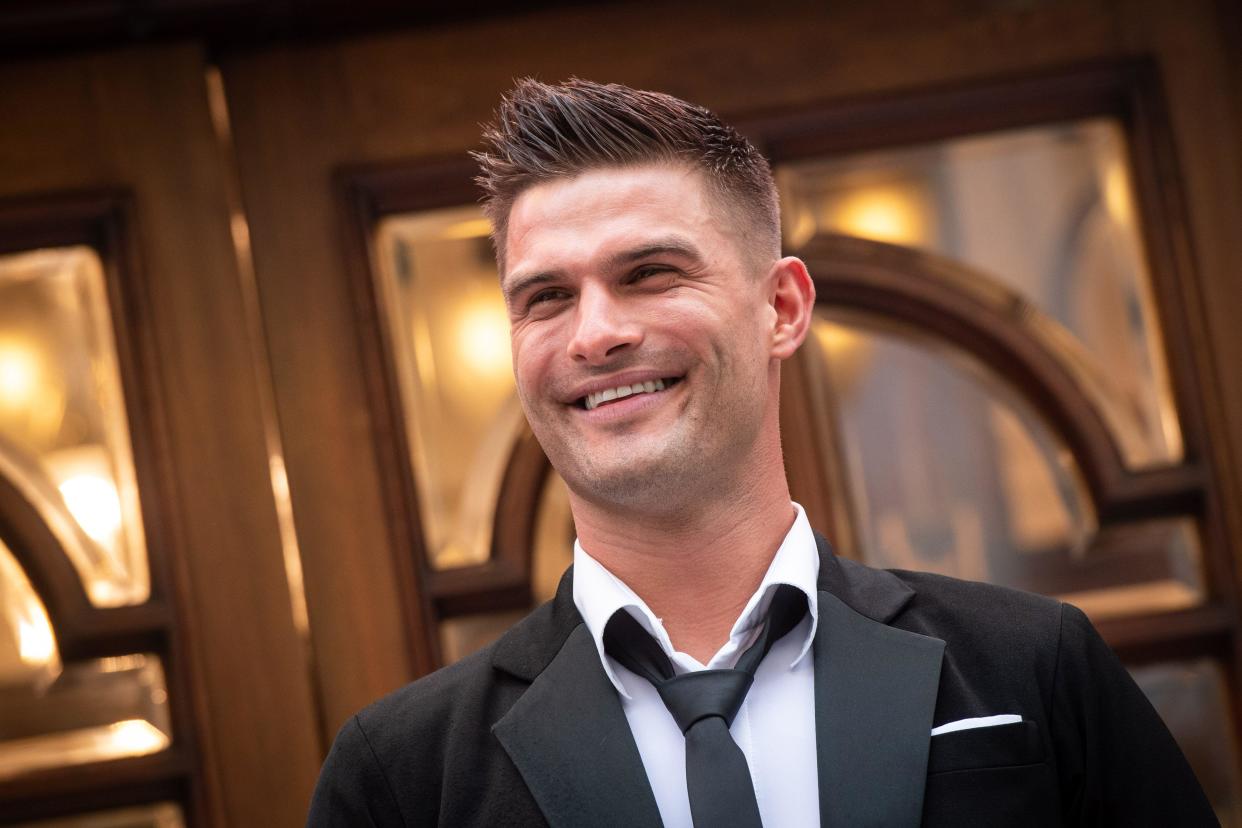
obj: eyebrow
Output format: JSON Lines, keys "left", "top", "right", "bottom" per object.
{"left": 503, "top": 237, "right": 705, "bottom": 304}
{"left": 502, "top": 270, "right": 563, "bottom": 305}
{"left": 603, "top": 237, "right": 705, "bottom": 270}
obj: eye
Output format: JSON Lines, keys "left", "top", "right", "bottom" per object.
{"left": 629, "top": 265, "right": 677, "bottom": 286}
{"left": 525, "top": 287, "right": 571, "bottom": 312}
{"left": 529, "top": 287, "right": 562, "bottom": 303}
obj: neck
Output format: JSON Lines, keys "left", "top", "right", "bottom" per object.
{"left": 571, "top": 452, "right": 796, "bottom": 663}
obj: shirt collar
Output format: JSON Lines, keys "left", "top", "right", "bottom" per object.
{"left": 573, "top": 502, "right": 820, "bottom": 699}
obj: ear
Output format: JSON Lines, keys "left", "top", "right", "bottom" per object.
{"left": 767, "top": 256, "right": 816, "bottom": 360}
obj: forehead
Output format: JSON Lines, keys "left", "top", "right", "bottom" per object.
{"left": 501, "top": 163, "right": 736, "bottom": 283}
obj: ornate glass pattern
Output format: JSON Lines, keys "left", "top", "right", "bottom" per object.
{"left": 0, "top": 247, "right": 147, "bottom": 606}
{"left": 0, "top": 540, "right": 170, "bottom": 780}
{"left": 811, "top": 313, "right": 1203, "bottom": 617}
{"left": 376, "top": 208, "right": 525, "bottom": 570}
{"left": 779, "top": 119, "right": 1181, "bottom": 470}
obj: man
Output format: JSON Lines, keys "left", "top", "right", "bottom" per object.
{"left": 308, "top": 79, "right": 1215, "bottom": 827}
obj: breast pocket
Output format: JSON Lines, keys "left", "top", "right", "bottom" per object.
{"left": 923, "top": 720, "right": 1059, "bottom": 828}
{"left": 927, "top": 719, "right": 1043, "bottom": 774}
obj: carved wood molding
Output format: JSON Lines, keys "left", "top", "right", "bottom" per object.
{"left": 0, "top": 467, "right": 171, "bottom": 661}
{"left": 799, "top": 232, "right": 1204, "bottom": 522}
{"left": 425, "top": 426, "right": 549, "bottom": 618}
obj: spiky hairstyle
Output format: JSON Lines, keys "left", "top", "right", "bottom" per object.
{"left": 473, "top": 78, "right": 781, "bottom": 272}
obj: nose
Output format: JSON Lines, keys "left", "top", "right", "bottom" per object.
{"left": 566, "top": 283, "right": 643, "bottom": 365}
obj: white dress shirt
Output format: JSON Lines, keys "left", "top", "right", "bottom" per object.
{"left": 572, "top": 503, "right": 821, "bottom": 828}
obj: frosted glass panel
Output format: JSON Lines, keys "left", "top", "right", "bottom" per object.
{"left": 780, "top": 119, "right": 1180, "bottom": 470}
{"left": 376, "top": 208, "right": 524, "bottom": 570}
{"left": 815, "top": 313, "right": 1203, "bottom": 617}
{"left": 0, "top": 247, "right": 147, "bottom": 606}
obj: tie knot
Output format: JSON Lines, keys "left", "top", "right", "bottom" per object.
{"left": 657, "top": 669, "right": 754, "bottom": 732}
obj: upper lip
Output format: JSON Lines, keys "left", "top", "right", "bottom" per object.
{"left": 563, "top": 370, "right": 682, "bottom": 405}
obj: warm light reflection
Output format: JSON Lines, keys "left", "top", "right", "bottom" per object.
{"left": 58, "top": 474, "right": 122, "bottom": 544}
{"left": 456, "top": 299, "right": 512, "bottom": 380}
{"left": 37, "top": 442, "right": 146, "bottom": 606}
{"left": 1103, "top": 160, "right": 1134, "bottom": 227}
{"left": 0, "top": 716, "right": 170, "bottom": 779}
{"left": 0, "top": 538, "right": 60, "bottom": 673}
{"left": 0, "top": 338, "right": 40, "bottom": 408}
{"left": 813, "top": 320, "right": 871, "bottom": 391}
{"left": 832, "top": 187, "right": 927, "bottom": 246}
{"left": 18, "top": 615, "right": 56, "bottom": 665}
{"left": 815, "top": 321, "right": 862, "bottom": 356}
{"left": 108, "top": 719, "right": 169, "bottom": 755}
{"left": 0, "top": 335, "right": 66, "bottom": 448}
{"left": 440, "top": 218, "right": 494, "bottom": 240}
{"left": 270, "top": 452, "right": 310, "bottom": 637}
{"left": 1063, "top": 581, "right": 1200, "bottom": 621}
{"left": 787, "top": 209, "right": 819, "bottom": 250}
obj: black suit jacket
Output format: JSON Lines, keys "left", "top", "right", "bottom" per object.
{"left": 307, "top": 536, "right": 1216, "bottom": 826}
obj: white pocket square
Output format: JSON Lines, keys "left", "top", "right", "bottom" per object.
{"left": 930, "top": 714, "right": 1022, "bottom": 736}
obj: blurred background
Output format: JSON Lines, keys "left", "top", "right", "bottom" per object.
{"left": 0, "top": 0, "right": 1240, "bottom": 824}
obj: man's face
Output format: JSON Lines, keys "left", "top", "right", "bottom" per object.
{"left": 501, "top": 163, "right": 781, "bottom": 515}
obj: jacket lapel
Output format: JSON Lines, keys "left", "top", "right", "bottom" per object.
{"left": 492, "top": 576, "right": 662, "bottom": 828}
{"left": 491, "top": 539, "right": 944, "bottom": 828}
{"left": 813, "top": 534, "right": 945, "bottom": 827}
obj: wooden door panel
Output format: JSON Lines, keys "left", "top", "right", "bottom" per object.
{"left": 0, "top": 44, "right": 320, "bottom": 826}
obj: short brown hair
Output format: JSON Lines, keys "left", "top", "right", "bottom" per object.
{"left": 474, "top": 78, "right": 780, "bottom": 272}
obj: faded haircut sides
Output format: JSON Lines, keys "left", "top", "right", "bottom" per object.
{"left": 473, "top": 78, "right": 781, "bottom": 274}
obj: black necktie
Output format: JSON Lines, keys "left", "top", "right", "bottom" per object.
{"left": 603, "top": 584, "right": 808, "bottom": 828}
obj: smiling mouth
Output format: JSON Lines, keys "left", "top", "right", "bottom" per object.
{"left": 575, "top": 376, "right": 684, "bottom": 411}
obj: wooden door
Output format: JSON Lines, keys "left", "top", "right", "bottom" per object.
{"left": 0, "top": 45, "right": 320, "bottom": 826}
{"left": 1, "top": 2, "right": 1234, "bottom": 826}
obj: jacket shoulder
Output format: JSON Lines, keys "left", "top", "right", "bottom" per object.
{"left": 356, "top": 640, "right": 499, "bottom": 734}
{"left": 310, "top": 602, "right": 564, "bottom": 826}
{"left": 881, "top": 567, "right": 1066, "bottom": 694}
{"left": 352, "top": 593, "right": 573, "bottom": 762}
{"left": 887, "top": 566, "right": 1063, "bottom": 626}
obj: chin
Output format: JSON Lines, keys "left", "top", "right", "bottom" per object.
{"left": 560, "top": 449, "right": 707, "bottom": 516}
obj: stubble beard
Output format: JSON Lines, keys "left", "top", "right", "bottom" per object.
{"left": 532, "top": 380, "right": 767, "bottom": 520}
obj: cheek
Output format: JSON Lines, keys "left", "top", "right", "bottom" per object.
{"left": 511, "top": 330, "right": 558, "bottom": 393}
{"left": 655, "top": 296, "right": 729, "bottom": 340}
{"left": 509, "top": 336, "right": 536, "bottom": 389}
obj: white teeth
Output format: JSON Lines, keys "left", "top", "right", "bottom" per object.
{"left": 585, "top": 379, "right": 673, "bottom": 410}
